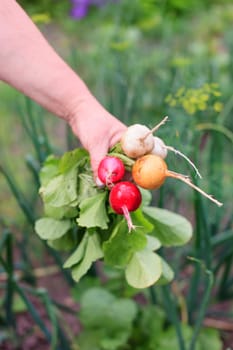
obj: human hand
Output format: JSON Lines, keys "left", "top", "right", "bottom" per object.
{"left": 68, "top": 95, "right": 127, "bottom": 179}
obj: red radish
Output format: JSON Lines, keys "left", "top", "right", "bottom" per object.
{"left": 97, "top": 156, "right": 125, "bottom": 186}
{"left": 120, "top": 116, "right": 168, "bottom": 158}
{"left": 109, "top": 181, "right": 142, "bottom": 231}
{"left": 132, "top": 154, "right": 223, "bottom": 207}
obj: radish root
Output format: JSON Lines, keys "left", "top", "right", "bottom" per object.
{"left": 122, "top": 205, "right": 136, "bottom": 232}
{"left": 141, "top": 116, "right": 169, "bottom": 142}
{"left": 167, "top": 171, "right": 223, "bottom": 207}
{"left": 166, "top": 146, "right": 202, "bottom": 179}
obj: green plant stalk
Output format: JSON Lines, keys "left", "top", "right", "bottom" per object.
{"left": 25, "top": 154, "right": 41, "bottom": 188}
{"left": 211, "top": 229, "right": 233, "bottom": 247}
{"left": 0, "top": 250, "right": 52, "bottom": 343}
{"left": 37, "top": 111, "right": 53, "bottom": 155}
{"left": 17, "top": 234, "right": 37, "bottom": 286}
{"left": 208, "top": 134, "right": 223, "bottom": 235}
{"left": 22, "top": 284, "right": 71, "bottom": 350}
{"left": 0, "top": 231, "right": 15, "bottom": 328}
{"left": 4, "top": 231, "right": 15, "bottom": 328}
{"left": 66, "top": 124, "right": 78, "bottom": 151}
{"left": 187, "top": 262, "right": 201, "bottom": 325}
{"left": 187, "top": 191, "right": 204, "bottom": 322}
{"left": 218, "top": 254, "right": 233, "bottom": 300}
{"left": 149, "top": 285, "right": 157, "bottom": 305}
{"left": 187, "top": 149, "right": 212, "bottom": 322}
{"left": 196, "top": 123, "right": 233, "bottom": 144}
{"left": 0, "top": 229, "right": 10, "bottom": 252}
{"left": 217, "top": 94, "right": 233, "bottom": 124}
{"left": 158, "top": 185, "right": 165, "bottom": 208}
{"left": 25, "top": 97, "right": 48, "bottom": 163}
{"left": 192, "top": 147, "right": 212, "bottom": 268}
{"left": 14, "top": 282, "right": 52, "bottom": 343}
{"left": 0, "top": 165, "right": 35, "bottom": 225}
{"left": 37, "top": 289, "right": 59, "bottom": 350}
{"left": 224, "top": 275, "right": 233, "bottom": 290}
{"left": 213, "top": 244, "right": 233, "bottom": 274}
{"left": 189, "top": 267, "right": 214, "bottom": 350}
{"left": 162, "top": 284, "right": 186, "bottom": 350}
{"left": 56, "top": 323, "right": 72, "bottom": 350}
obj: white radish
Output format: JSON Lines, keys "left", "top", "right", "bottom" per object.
{"left": 121, "top": 124, "right": 154, "bottom": 158}
{"left": 151, "top": 136, "right": 202, "bottom": 179}
{"left": 121, "top": 116, "right": 168, "bottom": 159}
{"left": 151, "top": 136, "right": 168, "bottom": 159}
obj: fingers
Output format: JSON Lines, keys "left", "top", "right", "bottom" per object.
{"left": 89, "top": 145, "right": 108, "bottom": 180}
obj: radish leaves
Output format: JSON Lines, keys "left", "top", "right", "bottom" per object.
{"left": 35, "top": 148, "right": 193, "bottom": 289}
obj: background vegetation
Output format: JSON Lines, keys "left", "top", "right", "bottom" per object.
{"left": 0, "top": 0, "right": 233, "bottom": 349}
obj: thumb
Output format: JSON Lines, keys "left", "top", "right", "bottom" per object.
{"left": 89, "top": 145, "right": 108, "bottom": 180}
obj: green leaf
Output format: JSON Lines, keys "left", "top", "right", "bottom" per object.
{"left": 125, "top": 251, "right": 162, "bottom": 289}
{"left": 143, "top": 206, "right": 193, "bottom": 246}
{"left": 79, "top": 287, "right": 137, "bottom": 350}
{"left": 77, "top": 329, "right": 105, "bottom": 350}
{"left": 77, "top": 192, "right": 109, "bottom": 229}
{"left": 35, "top": 217, "right": 72, "bottom": 240}
{"left": 47, "top": 232, "right": 76, "bottom": 251}
{"left": 156, "top": 257, "right": 174, "bottom": 285}
{"left": 64, "top": 232, "right": 89, "bottom": 268}
{"left": 139, "top": 305, "right": 166, "bottom": 344}
{"left": 145, "top": 234, "right": 161, "bottom": 251}
{"left": 44, "top": 203, "right": 78, "bottom": 220}
{"left": 78, "top": 173, "right": 99, "bottom": 203}
{"left": 130, "top": 208, "right": 154, "bottom": 234}
{"left": 156, "top": 324, "right": 202, "bottom": 350}
{"left": 140, "top": 188, "right": 152, "bottom": 206}
{"left": 13, "top": 295, "right": 27, "bottom": 313}
{"left": 103, "top": 220, "right": 147, "bottom": 268}
{"left": 39, "top": 166, "right": 78, "bottom": 207}
{"left": 71, "top": 233, "right": 103, "bottom": 282}
{"left": 199, "top": 328, "right": 222, "bottom": 350}
{"left": 39, "top": 155, "right": 59, "bottom": 186}
{"left": 79, "top": 288, "right": 116, "bottom": 327}
{"left": 59, "top": 148, "right": 88, "bottom": 173}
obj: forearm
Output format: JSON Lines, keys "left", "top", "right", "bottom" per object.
{"left": 0, "top": 0, "right": 92, "bottom": 121}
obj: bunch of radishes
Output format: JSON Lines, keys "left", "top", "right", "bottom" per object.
{"left": 97, "top": 155, "right": 141, "bottom": 231}
{"left": 97, "top": 117, "right": 223, "bottom": 231}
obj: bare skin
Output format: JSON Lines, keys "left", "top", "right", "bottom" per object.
{"left": 0, "top": 0, "right": 126, "bottom": 177}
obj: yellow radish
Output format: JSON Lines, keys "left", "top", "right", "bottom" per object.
{"left": 132, "top": 154, "right": 223, "bottom": 207}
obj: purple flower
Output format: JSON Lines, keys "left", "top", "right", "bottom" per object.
{"left": 70, "top": 0, "right": 118, "bottom": 20}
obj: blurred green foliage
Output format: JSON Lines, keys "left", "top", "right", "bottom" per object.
{"left": 1, "top": 0, "right": 233, "bottom": 348}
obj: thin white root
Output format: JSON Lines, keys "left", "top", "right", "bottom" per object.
{"left": 141, "top": 116, "right": 169, "bottom": 141}
{"left": 122, "top": 205, "right": 136, "bottom": 232}
{"left": 168, "top": 172, "right": 223, "bottom": 207}
{"left": 168, "top": 170, "right": 190, "bottom": 180}
{"left": 166, "top": 145, "right": 202, "bottom": 179}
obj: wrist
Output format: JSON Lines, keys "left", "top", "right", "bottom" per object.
{"left": 64, "top": 86, "right": 101, "bottom": 127}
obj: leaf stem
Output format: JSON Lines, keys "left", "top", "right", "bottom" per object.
{"left": 141, "top": 116, "right": 169, "bottom": 141}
